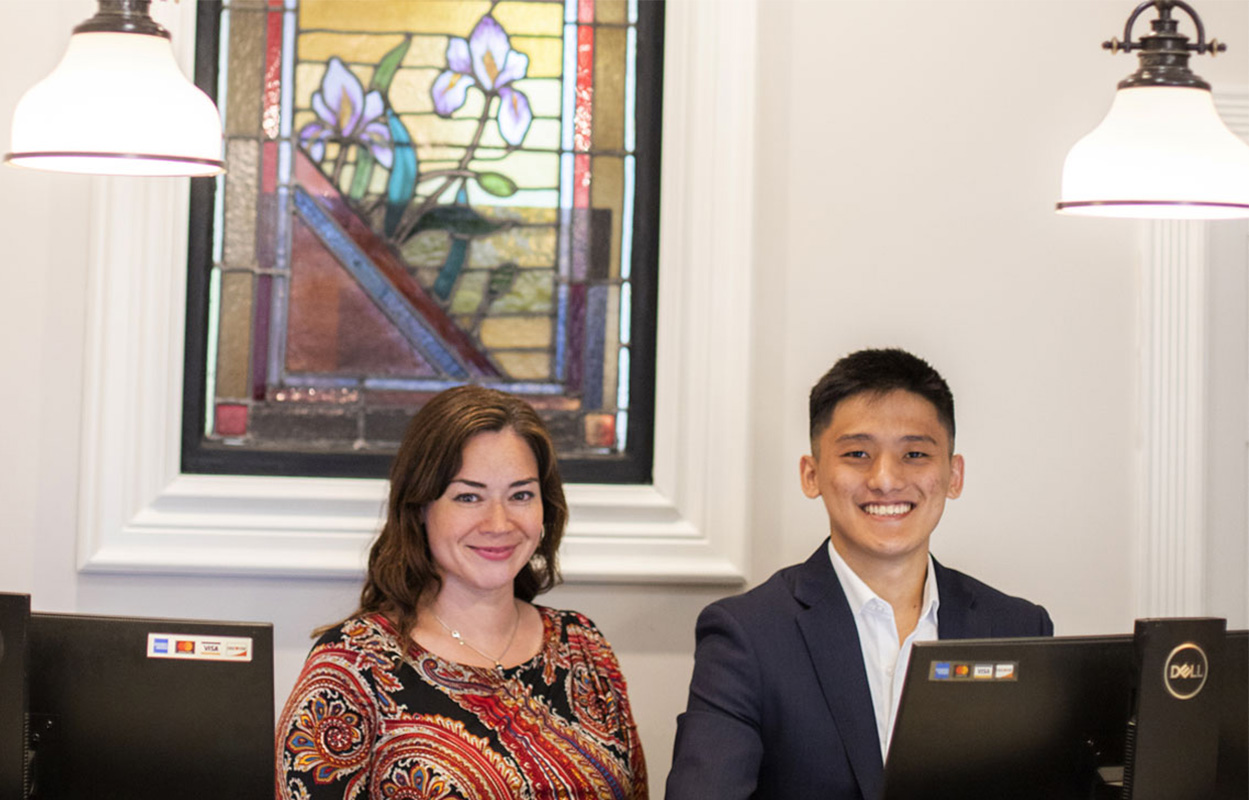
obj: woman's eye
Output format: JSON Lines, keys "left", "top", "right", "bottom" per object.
{"left": 452, "top": 493, "right": 480, "bottom": 503}
{"left": 511, "top": 490, "right": 536, "bottom": 502}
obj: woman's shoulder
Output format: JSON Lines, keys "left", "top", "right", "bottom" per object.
{"left": 308, "top": 613, "right": 404, "bottom": 659}
{"left": 535, "top": 605, "right": 600, "bottom": 631}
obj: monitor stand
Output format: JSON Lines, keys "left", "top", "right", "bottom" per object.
{"left": 1122, "top": 617, "right": 1226, "bottom": 800}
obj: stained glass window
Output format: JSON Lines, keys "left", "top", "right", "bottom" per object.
{"left": 182, "top": 0, "right": 662, "bottom": 482}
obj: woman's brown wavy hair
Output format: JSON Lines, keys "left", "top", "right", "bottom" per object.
{"left": 341, "top": 385, "right": 567, "bottom": 641}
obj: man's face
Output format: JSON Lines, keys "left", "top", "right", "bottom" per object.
{"left": 799, "top": 389, "right": 964, "bottom": 575}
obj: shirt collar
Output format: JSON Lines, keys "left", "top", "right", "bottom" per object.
{"left": 826, "top": 539, "right": 941, "bottom": 620}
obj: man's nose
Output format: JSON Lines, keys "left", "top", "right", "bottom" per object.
{"left": 867, "top": 456, "right": 903, "bottom": 491}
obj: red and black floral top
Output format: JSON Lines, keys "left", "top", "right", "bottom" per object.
{"left": 276, "top": 607, "right": 648, "bottom": 799}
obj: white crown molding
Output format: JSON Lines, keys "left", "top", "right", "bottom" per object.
{"left": 1135, "top": 89, "right": 1249, "bottom": 616}
{"left": 76, "top": 0, "right": 757, "bottom": 585}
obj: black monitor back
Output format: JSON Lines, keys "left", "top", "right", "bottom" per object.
{"left": 882, "top": 631, "right": 1248, "bottom": 800}
{"left": 0, "top": 594, "right": 30, "bottom": 800}
{"left": 26, "top": 612, "right": 274, "bottom": 800}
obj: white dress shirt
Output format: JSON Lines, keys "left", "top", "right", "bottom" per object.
{"left": 826, "top": 540, "right": 940, "bottom": 760}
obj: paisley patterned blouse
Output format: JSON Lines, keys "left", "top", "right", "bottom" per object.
{"left": 276, "top": 607, "right": 648, "bottom": 800}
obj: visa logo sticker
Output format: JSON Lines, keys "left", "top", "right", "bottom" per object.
{"left": 973, "top": 664, "right": 994, "bottom": 679}
{"left": 147, "top": 633, "right": 254, "bottom": 663}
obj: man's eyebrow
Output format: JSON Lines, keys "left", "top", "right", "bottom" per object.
{"left": 834, "top": 433, "right": 874, "bottom": 443}
{"left": 833, "top": 433, "right": 939, "bottom": 445}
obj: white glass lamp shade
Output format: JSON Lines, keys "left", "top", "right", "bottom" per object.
{"left": 7, "top": 31, "right": 224, "bottom": 177}
{"left": 1058, "top": 86, "right": 1249, "bottom": 219}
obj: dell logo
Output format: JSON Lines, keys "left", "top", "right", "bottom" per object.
{"left": 1163, "top": 643, "right": 1209, "bottom": 700}
{"left": 1169, "top": 663, "right": 1204, "bottom": 680}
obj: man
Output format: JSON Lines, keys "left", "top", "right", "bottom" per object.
{"left": 665, "top": 348, "right": 1052, "bottom": 800}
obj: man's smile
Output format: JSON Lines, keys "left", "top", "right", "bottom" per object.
{"left": 861, "top": 502, "right": 915, "bottom": 517}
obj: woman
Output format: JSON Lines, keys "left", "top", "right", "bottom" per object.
{"left": 276, "top": 386, "right": 648, "bottom": 799}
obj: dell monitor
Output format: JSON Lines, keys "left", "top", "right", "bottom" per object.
{"left": 882, "top": 625, "right": 1248, "bottom": 800}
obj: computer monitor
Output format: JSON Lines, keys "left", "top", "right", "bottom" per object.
{"left": 8, "top": 601, "right": 275, "bottom": 800}
{"left": 0, "top": 593, "right": 30, "bottom": 800}
{"left": 882, "top": 629, "right": 1248, "bottom": 800}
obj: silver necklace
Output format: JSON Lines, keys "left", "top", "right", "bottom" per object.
{"left": 431, "top": 601, "right": 522, "bottom": 672}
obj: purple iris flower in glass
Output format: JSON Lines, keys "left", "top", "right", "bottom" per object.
{"left": 299, "top": 57, "right": 394, "bottom": 168}
{"left": 431, "top": 16, "right": 533, "bottom": 147}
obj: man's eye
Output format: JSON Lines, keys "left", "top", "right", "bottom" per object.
{"left": 841, "top": 451, "right": 869, "bottom": 459}
{"left": 905, "top": 451, "right": 931, "bottom": 459}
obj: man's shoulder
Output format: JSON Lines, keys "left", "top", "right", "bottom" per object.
{"left": 934, "top": 558, "right": 1054, "bottom": 636}
{"left": 702, "top": 556, "right": 821, "bottom": 625}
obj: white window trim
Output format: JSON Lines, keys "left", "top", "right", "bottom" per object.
{"left": 76, "top": 0, "right": 757, "bottom": 585}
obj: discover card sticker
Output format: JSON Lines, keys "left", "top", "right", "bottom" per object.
{"left": 146, "top": 633, "right": 254, "bottom": 662}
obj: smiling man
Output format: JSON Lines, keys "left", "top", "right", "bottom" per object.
{"left": 665, "top": 348, "right": 1053, "bottom": 800}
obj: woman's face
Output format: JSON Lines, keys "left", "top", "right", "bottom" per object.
{"left": 423, "top": 428, "right": 544, "bottom": 601}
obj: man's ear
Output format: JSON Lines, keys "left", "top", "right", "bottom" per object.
{"left": 799, "top": 454, "right": 821, "bottom": 499}
{"left": 947, "top": 453, "right": 965, "bottom": 499}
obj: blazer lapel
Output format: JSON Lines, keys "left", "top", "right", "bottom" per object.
{"left": 933, "top": 556, "right": 990, "bottom": 640}
{"left": 793, "top": 544, "right": 885, "bottom": 800}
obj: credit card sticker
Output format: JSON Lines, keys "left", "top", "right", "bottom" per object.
{"left": 147, "top": 633, "right": 253, "bottom": 662}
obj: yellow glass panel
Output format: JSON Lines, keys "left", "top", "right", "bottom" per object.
{"left": 480, "top": 317, "right": 552, "bottom": 348}
{"left": 468, "top": 150, "right": 560, "bottom": 190}
{"left": 450, "top": 270, "right": 487, "bottom": 314}
{"left": 523, "top": 79, "right": 562, "bottom": 121}
{"left": 596, "top": 0, "right": 628, "bottom": 25}
{"left": 402, "top": 233, "right": 452, "bottom": 269}
{"left": 468, "top": 222, "right": 557, "bottom": 268}
{"left": 592, "top": 27, "right": 626, "bottom": 152}
{"left": 590, "top": 155, "right": 623, "bottom": 278}
{"left": 223, "top": 139, "right": 259, "bottom": 269}
{"left": 601, "top": 284, "right": 620, "bottom": 408}
{"left": 297, "top": 32, "right": 408, "bottom": 64}
{"left": 494, "top": 1, "right": 563, "bottom": 36}
{"left": 511, "top": 36, "right": 563, "bottom": 78}
{"left": 225, "top": 9, "right": 264, "bottom": 137}
{"left": 216, "top": 270, "right": 255, "bottom": 399}
{"left": 493, "top": 351, "right": 551, "bottom": 380}
{"left": 492, "top": 270, "right": 554, "bottom": 313}
{"left": 387, "top": 68, "right": 437, "bottom": 114}
{"left": 300, "top": 1, "right": 490, "bottom": 34}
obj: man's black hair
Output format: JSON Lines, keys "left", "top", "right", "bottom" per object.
{"left": 808, "top": 348, "right": 955, "bottom": 451}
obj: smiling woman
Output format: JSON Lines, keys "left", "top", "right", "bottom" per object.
{"left": 276, "top": 385, "right": 648, "bottom": 800}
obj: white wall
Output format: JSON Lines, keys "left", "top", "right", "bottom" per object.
{"left": 2, "top": 1, "right": 1247, "bottom": 796}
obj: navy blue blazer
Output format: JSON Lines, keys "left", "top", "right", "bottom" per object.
{"left": 665, "top": 543, "right": 1054, "bottom": 800}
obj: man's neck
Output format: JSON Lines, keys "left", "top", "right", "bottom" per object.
{"left": 833, "top": 541, "right": 929, "bottom": 639}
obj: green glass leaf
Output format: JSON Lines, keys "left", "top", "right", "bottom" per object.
{"left": 488, "top": 262, "right": 519, "bottom": 296}
{"left": 347, "top": 149, "right": 374, "bottom": 201}
{"left": 476, "top": 172, "right": 518, "bottom": 198}
{"left": 410, "top": 205, "right": 505, "bottom": 238}
{"left": 370, "top": 36, "right": 412, "bottom": 92}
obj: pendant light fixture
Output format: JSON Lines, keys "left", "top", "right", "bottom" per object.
{"left": 5, "top": 0, "right": 224, "bottom": 177}
{"left": 1057, "top": 0, "right": 1249, "bottom": 219}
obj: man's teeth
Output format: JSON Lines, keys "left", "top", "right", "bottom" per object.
{"left": 863, "top": 503, "right": 912, "bottom": 516}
